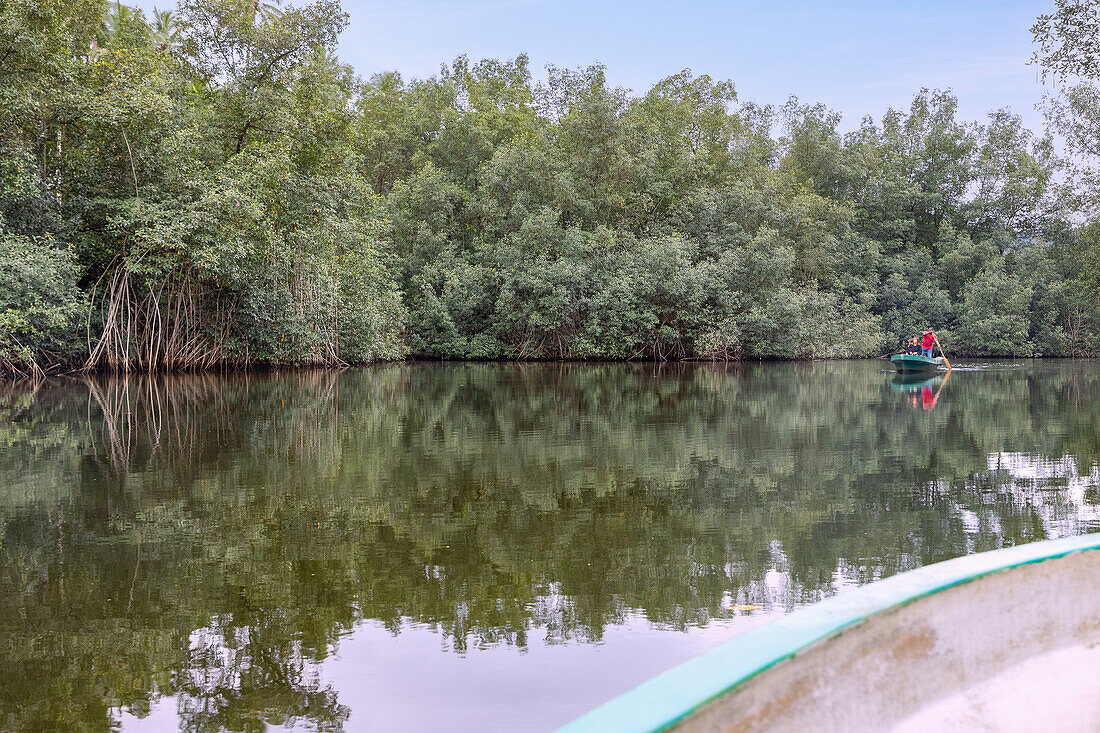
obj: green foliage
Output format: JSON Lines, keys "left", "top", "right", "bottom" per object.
{"left": 1032, "top": 0, "right": 1100, "bottom": 80}
{"left": 0, "top": 229, "right": 86, "bottom": 374}
{"left": 351, "top": 57, "right": 1090, "bottom": 361}
{"left": 956, "top": 262, "right": 1035, "bottom": 356}
{"left": 1031, "top": 2, "right": 1100, "bottom": 280}
{"left": 0, "top": 0, "right": 406, "bottom": 374}
{"left": 0, "top": 0, "right": 1097, "bottom": 375}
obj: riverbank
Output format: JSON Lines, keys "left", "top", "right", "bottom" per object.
{"left": 5, "top": 351, "right": 1096, "bottom": 383}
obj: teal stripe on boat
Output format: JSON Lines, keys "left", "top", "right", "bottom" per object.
{"left": 557, "top": 532, "right": 1100, "bottom": 733}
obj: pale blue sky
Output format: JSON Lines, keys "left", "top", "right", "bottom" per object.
{"left": 136, "top": 0, "right": 1057, "bottom": 133}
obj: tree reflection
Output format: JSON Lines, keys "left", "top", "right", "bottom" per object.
{"left": 890, "top": 370, "right": 952, "bottom": 410}
{"left": 0, "top": 362, "right": 1097, "bottom": 730}
{"left": 178, "top": 620, "right": 348, "bottom": 733}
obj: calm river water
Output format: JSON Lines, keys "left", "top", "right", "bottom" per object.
{"left": 1, "top": 360, "right": 1098, "bottom": 731}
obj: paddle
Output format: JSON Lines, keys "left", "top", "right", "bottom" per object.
{"left": 933, "top": 334, "right": 951, "bottom": 370}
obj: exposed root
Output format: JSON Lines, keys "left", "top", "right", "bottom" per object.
{"left": 85, "top": 269, "right": 233, "bottom": 373}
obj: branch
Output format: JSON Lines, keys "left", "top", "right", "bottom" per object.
{"left": 119, "top": 123, "right": 139, "bottom": 202}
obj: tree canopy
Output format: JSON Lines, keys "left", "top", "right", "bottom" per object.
{"left": 1, "top": 0, "right": 1098, "bottom": 375}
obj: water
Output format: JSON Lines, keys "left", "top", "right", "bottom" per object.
{"left": 0, "top": 360, "right": 1097, "bottom": 732}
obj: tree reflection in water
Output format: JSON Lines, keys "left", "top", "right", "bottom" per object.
{"left": 0, "top": 361, "right": 1097, "bottom": 731}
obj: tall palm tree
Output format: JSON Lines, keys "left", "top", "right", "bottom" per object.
{"left": 151, "top": 8, "right": 181, "bottom": 52}
{"left": 89, "top": 1, "right": 133, "bottom": 57}
{"left": 101, "top": 1, "right": 135, "bottom": 43}
{"left": 252, "top": 0, "right": 284, "bottom": 22}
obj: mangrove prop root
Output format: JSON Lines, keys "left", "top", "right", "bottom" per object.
{"left": 85, "top": 270, "right": 233, "bottom": 373}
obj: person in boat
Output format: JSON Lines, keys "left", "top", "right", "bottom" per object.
{"left": 904, "top": 337, "right": 921, "bottom": 355}
{"left": 921, "top": 329, "right": 936, "bottom": 358}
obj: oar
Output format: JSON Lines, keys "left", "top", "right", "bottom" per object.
{"left": 933, "top": 334, "right": 951, "bottom": 370}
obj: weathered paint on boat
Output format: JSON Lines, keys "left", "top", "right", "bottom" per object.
{"left": 889, "top": 353, "right": 943, "bottom": 372}
{"left": 557, "top": 532, "right": 1100, "bottom": 733}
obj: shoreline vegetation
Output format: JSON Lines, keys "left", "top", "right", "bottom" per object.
{"left": 4, "top": 1, "right": 1100, "bottom": 379}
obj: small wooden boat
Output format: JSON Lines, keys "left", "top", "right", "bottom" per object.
{"left": 560, "top": 534, "right": 1100, "bottom": 733}
{"left": 889, "top": 353, "right": 943, "bottom": 372}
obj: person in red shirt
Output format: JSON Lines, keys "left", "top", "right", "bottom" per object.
{"left": 921, "top": 329, "right": 936, "bottom": 357}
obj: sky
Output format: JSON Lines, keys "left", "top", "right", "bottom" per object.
{"left": 132, "top": 0, "right": 1058, "bottom": 133}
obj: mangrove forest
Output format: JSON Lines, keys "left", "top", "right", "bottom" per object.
{"left": 3, "top": 0, "right": 1100, "bottom": 376}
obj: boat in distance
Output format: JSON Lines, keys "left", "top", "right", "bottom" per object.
{"left": 889, "top": 353, "right": 943, "bottom": 372}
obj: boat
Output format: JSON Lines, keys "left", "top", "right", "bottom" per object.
{"left": 889, "top": 353, "right": 943, "bottom": 372}
{"left": 558, "top": 533, "right": 1100, "bottom": 733}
